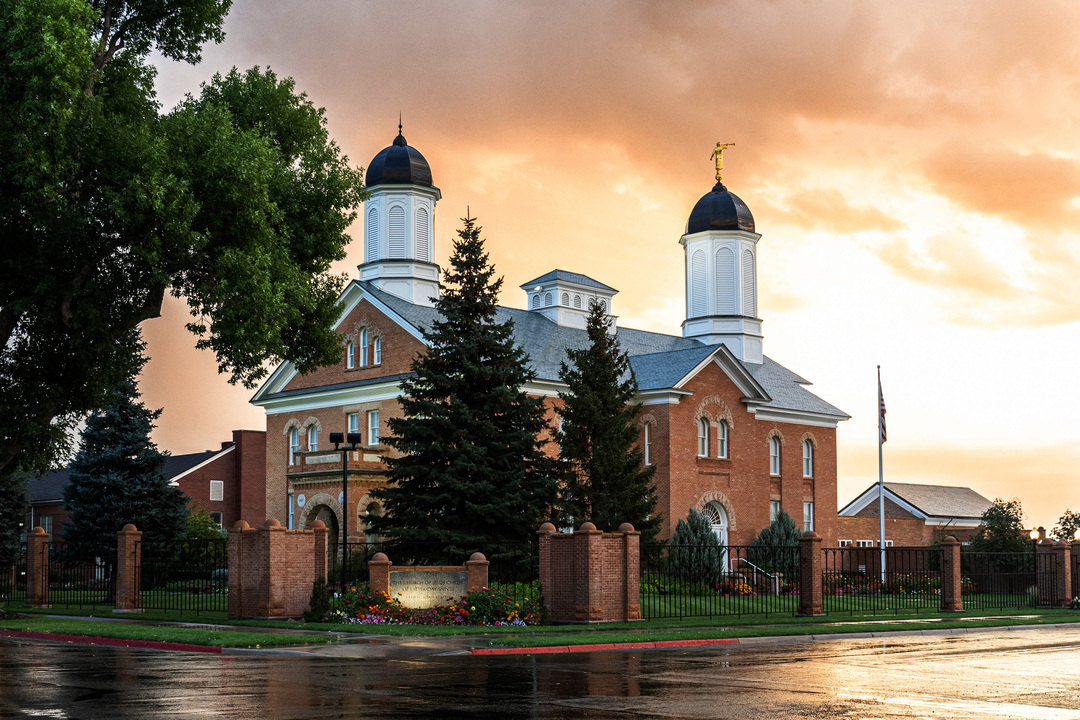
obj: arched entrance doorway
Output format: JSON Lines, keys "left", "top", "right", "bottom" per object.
{"left": 703, "top": 501, "right": 728, "bottom": 547}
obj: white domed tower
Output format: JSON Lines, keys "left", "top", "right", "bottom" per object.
{"left": 680, "top": 157, "right": 763, "bottom": 363}
{"left": 358, "top": 124, "right": 441, "bottom": 307}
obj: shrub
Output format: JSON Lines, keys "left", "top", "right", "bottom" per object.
{"left": 748, "top": 509, "right": 800, "bottom": 580}
{"left": 668, "top": 508, "right": 723, "bottom": 584}
{"left": 315, "top": 582, "right": 546, "bottom": 626}
{"left": 304, "top": 576, "right": 331, "bottom": 623}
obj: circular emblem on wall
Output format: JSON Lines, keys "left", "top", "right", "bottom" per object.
{"left": 297, "top": 494, "right": 306, "bottom": 508}
{"left": 338, "top": 491, "right": 344, "bottom": 505}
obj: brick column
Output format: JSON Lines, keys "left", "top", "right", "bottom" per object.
{"left": 618, "top": 522, "right": 641, "bottom": 621}
{"left": 465, "top": 552, "right": 489, "bottom": 593}
{"left": 25, "top": 527, "right": 49, "bottom": 607}
{"left": 227, "top": 520, "right": 251, "bottom": 619}
{"left": 537, "top": 522, "right": 555, "bottom": 607}
{"left": 575, "top": 522, "right": 604, "bottom": 622}
{"left": 114, "top": 524, "right": 143, "bottom": 613}
{"left": 259, "top": 519, "right": 286, "bottom": 618}
{"left": 312, "top": 519, "right": 328, "bottom": 581}
{"left": 798, "top": 531, "right": 824, "bottom": 616}
{"left": 939, "top": 535, "right": 963, "bottom": 612}
{"left": 368, "top": 552, "right": 392, "bottom": 596}
{"left": 1050, "top": 540, "right": 1072, "bottom": 608}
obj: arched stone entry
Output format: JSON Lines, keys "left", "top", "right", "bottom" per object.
{"left": 299, "top": 493, "right": 342, "bottom": 550}
{"left": 357, "top": 493, "right": 383, "bottom": 545}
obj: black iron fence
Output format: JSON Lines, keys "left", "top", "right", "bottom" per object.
{"left": 135, "top": 538, "right": 228, "bottom": 615}
{"left": 822, "top": 546, "right": 940, "bottom": 614}
{"left": 960, "top": 550, "right": 1041, "bottom": 610}
{"left": 640, "top": 544, "right": 800, "bottom": 620}
{"left": 40, "top": 542, "right": 113, "bottom": 609}
{"left": 1072, "top": 550, "right": 1079, "bottom": 602}
{"left": 329, "top": 539, "right": 539, "bottom": 610}
{"left": 0, "top": 544, "right": 26, "bottom": 607}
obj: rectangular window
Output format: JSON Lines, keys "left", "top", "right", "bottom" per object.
{"left": 368, "top": 410, "right": 380, "bottom": 445}
{"left": 880, "top": 540, "right": 894, "bottom": 548}
{"left": 209, "top": 511, "right": 223, "bottom": 528}
{"left": 769, "top": 500, "right": 781, "bottom": 523}
{"left": 374, "top": 336, "right": 382, "bottom": 365}
{"left": 856, "top": 539, "right": 874, "bottom": 548}
{"left": 769, "top": 438, "right": 780, "bottom": 475}
{"left": 348, "top": 412, "right": 360, "bottom": 435}
{"left": 643, "top": 423, "right": 652, "bottom": 466}
{"left": 210, "top": 480, "right": 224, "bottom": 502}
{"left": 307, "top": 425, "right": 318, "bottom": 451}
{"left": 288, "top": 492, "right": 295, "bottom": 530}
{"left": 289, "top": 427, "right": 299, "bottom": 465}
{"left": 802, "top": 501, "right": 814, "bottom": 532}
{"left": 40, "top": 515, "right": 52, "bottom": 536}
{"left": 838, "top": 539, "right": 853, "bottom": 547}
{"left": 697, "top": 420, "right": 708, "bottom": 457}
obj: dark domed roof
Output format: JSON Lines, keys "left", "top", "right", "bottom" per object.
{"left": 686, "top": 182, "right": 754, "bottom": 234}
{"left": 365, "top": 127, "right": 433, "bottom": 187}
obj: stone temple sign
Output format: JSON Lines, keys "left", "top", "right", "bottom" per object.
{"left": 388, "top": 568, "right": 469, "bottom": 608}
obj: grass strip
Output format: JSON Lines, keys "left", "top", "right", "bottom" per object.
{"left": 0, "top": 617, "right": 336, "bottom": 649}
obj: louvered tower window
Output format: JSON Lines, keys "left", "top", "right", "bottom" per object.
{"left": 690, "top": 250, "right": 707, "bottom": 317}
{"left": 715, "top": 247, "right": 735, "bottom": 314}
{"left": 741, "top": 249, "right": 756, "bottom": 317}
{"left": 415, "top": 207, "right": 430, "bottom": 262}
{"left": 365, "top": 207, "right": 379, "bottom": 263}
{"left": 389, "top": 206, "right": 406, "bottom": 258}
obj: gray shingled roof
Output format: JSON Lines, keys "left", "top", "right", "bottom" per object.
{"left": 519, "top": 269, "right": 617, "bottom": 293}
{"left": 884, "top": 483, "right": 993, "bottom": 520}
{"left": 351, "top": 281, "right": 847, "bottom": 418}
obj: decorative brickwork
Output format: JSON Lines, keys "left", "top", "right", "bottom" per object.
{"left": 694, "top": 491, "right": 737, "bottom": 532}
{"left": 537, "top": 521, "right": 641, "bottom": 623}
{"left": 227, "top": 518, "right": 328, "bottom": 619}
{"left": 798, "top": 531, "right": 824, "bottom": 616}
{"left": 114, "top": 524, "right": 143, "bottom": 613}
{"left": 25, "top": 527, "right": 49, "bottom": 607}
{"left": 1037, "top": 540, "right": 1073, "bottom": 608}
{"left": 940, "top": 535, "right": 963, "bottom": 612}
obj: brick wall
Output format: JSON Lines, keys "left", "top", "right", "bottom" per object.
{"left": 227, "top": 518, "right": 327, "bottom": 619}
{"left": 537, "top": 522, "right": 640, "bottom": 623}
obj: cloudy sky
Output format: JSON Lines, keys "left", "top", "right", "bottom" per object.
{"left": 143, "top": 0, "right": 1080, "bottom": 530}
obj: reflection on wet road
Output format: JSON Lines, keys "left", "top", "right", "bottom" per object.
{"left": 1, "top": 628, "right": 1078, "bottom": 719}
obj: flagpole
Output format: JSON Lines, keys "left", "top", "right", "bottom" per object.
{"left": 878, "top": 365, "right": 886, "bottom": 582}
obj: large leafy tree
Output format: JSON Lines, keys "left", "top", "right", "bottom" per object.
{"left": 1050, "top": 509, "right": 1080, "bottom": 542}
{"left": 62, "top": 347, "right": 188, "bottom": 566}
{"left": 0, "top": 0, "right": 366, "bottom": 489}
{"left": 372, "top": 217, "right": 558, "bottom": 563}
{"left": 556, "top": 301, "right": 660, "bottom": 542}
{"left": 970, "top": 497, "right": 1029, "bottom": 555}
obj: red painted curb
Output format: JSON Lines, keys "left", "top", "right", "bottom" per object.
{"left": 471, "top": 637, "right": 740, "bottom": 655}
{"left": 0, "top": 630, "right": 222, "bottom": 654}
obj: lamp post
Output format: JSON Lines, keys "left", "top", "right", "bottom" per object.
{"left": 1030, "top": 528, "right": 1041, "bottom": 587}
{"left": 329, "top": 431, "right": 363, "bottom": 589}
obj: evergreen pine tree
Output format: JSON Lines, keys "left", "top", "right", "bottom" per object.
{"left": 668, "top": 507, "right": 722, "bottom": 584}
{"left": 372, "top": 216, "right": 558, "bottom": 565}
{"left": 557, "top": 301, "right": 660, "bottom": 542}
{"left": 63, "top": 351, "right": 188, "bottom": 568}
{"left": 0, "top": 469, "right": 28, "bottom": 565}
{"left": 749, "top": 508, "right": 801, "bottom": 579}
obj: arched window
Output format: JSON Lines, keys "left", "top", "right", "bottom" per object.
{"left": 691, "top": 250, "right": 707, "bottom": 317}
{"left": 388, "top": 206, "right": 406, "bottom": 258}
{"left": 288, "top": 427, "right": 299, "bottom": 465}
{"left": 717, "top": 420, "right": 728, "bottom": 459}
{"left": 697, "top": 418, "right": 709, "bottom": 457}
{"left": 599, "top": 300, "right": 607, "bottom": 313}
{"left": 703, "top": 502, "right": 729, "bottom": 548}
{"left": 561, "top": 292, "right": 569, "bottom": 306}
{"left": 365, "top": 207, "right": 379, "bottom": 263}
{"left": 359, "top": 328, "right": 369, "bottom": 367}
{"left": 307, "top": 425, "right": 318, "bottom": 451}
{"left": 643, "top": 422, "right": 652, "bottom": 466}
{"left": 415, "top": 206, "right": 430, "bottom": 262}
{"left": 531, "top": 294, "right": 540, "bottom": 309}
{"left": 573, "top": 295, "right": 581, "bottom": 308}
{"left": 346, "top": 341, "right": 355, "bottom": 369}
{"left": 803, "top": 439, "right": 814, "bottom": 478}
{"left": 769, "top": 436, "right": 781, "bottom": 475}
{"left": 545, "top": 291, "right": 553, "bottom": 306}
{"left": 715, "top": 247, "right": 736, "bottom": 313}
{"left": 742, "top": 249, "right": 756, "bottom": 317}
{"left": 373, "top": 336, "right": 382, "bottom": 365}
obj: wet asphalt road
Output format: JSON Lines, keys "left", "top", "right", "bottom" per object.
{"left": 1, "top": 627, "right": 1078, "bottom": 719}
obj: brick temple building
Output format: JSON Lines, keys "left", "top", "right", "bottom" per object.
{"left": 250, "top": 128, "right": 849, "bottom": 548}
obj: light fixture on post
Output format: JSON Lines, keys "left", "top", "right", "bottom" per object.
{"left": 329, "top": 431, "right": 363, "bottom": 589}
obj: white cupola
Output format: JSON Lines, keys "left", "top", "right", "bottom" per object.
{"left": 521, "top": 270, "right": 617, "bottom": 330}
{"left": 358, "top": 124, "right": 441, "bottom": 307}
{"left": 680, "top": 173, "right": 763, "bottom": 364}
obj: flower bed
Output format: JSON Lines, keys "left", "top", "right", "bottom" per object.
{"left": 318, "top": 583, "right": 546, "bottom": 626}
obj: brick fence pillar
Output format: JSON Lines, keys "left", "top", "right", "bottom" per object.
{"left": 312, "top": 519, "right": 328, "bottom": 581}
{"left": 575, "top": 521, "right": 604, "bottom": 622}
{"left": 114, "top": 524, "right": 143, "bottom": 613}
{"left": 537, "top": 522, "right": 555, "bottom": 605}
{"left": 368, "top": 552, "right": 392, "bottom": 596}
{"left": 25, "top": 527, "right": 49, "bottom": 608}
{"left": 618, "top": 522, "right": 641, "bottom": 621}
{"left": 939, "top": 535, "right": 963, "bottom": 612}
{"left": 466, "top": 552, "right": 489, "bottom": 593}
{"left": 1050, "top": 540, "right": 1072, "bottom": 608}
{"left": 227, "top": 520, "right": 251, "bottom": 619}
{"left": 258, "top": 519, "right": 286, "bottom": 618}
{"left": 798, "top": 531, "right": 824, "bottom": 616}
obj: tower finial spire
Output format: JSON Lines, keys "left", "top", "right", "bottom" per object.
{"left": 398, "top": 112, "right": 402, "bottom": 135}
{"left": 711, "top": 141, "right": 735, "bottom": 183}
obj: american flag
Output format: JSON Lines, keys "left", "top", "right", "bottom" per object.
{"left": 878, "top": 368, "right": 887, "bottom": 444}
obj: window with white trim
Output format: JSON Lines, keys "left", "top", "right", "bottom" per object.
{"left": 697, "top": 418, "right": 709, "bottom": 457}
{"left": 367, "top": 410, "right": 380, "bottom": 445}
{"left": 531, "top": 294, "right": 540, "bottom": 309}
{"left": 288, "top": 492, "right": 295, "bottom": 529}
{"left": 346, "top": 342, "right": 355, "bottom": 369}
{"left": 856, "top": 539, "right": 874, "bottom": 548}
{"left": 881, "top": 540, "right": 894, "bottom": 548}
{"left": 573, "top": 295, "right": 581, "bottom": 308}
{"left": 307, "top": 425, "right": 318, "bottom": 451}
{"left": 210, "top": 480, "right": 224, "bottom": 502}
{"left": 288, "top": 427, "right": 299, "bottom": 465}
{"left": 643, "top": 422, "right": 652, "bottom": 466}
{"left": 838, "top": 539, "right": 853, "bottom": 547}
{"left": 359, "top": 329, "right": 369, "bottom": 367}
{"left": 770, "top": 500, "right": 781, "bottom": 523}
{"left": 561, "top": 292, "right": 569, "bottom": 306}
{"left": 209, "top": 511, "right": 223, "bottom": 528}
{"left": 373, "top": 336, "right": 382, "bottom": 365}
{"left": 802, "top": 439, "right": 813, "bottom": 478}
{"left": 769, "top": 436, "right": 781, "bottom": 475}
{"left": 545, "top": 291, "right": 553, "bottom": 306}
{"left": 717, "top": 420, "right": 728, "bottom": 459}
{"left": 347, "top": 412, "right": 359, "bottom": 435}
{"left": 388, "top": 205, "right": 405, "bottom": 258}
{"left": 39, "top": 515, "right": 52, "bottom": 535}
{"left": 803, "top": 501, "right": 814, "bottom": 532}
